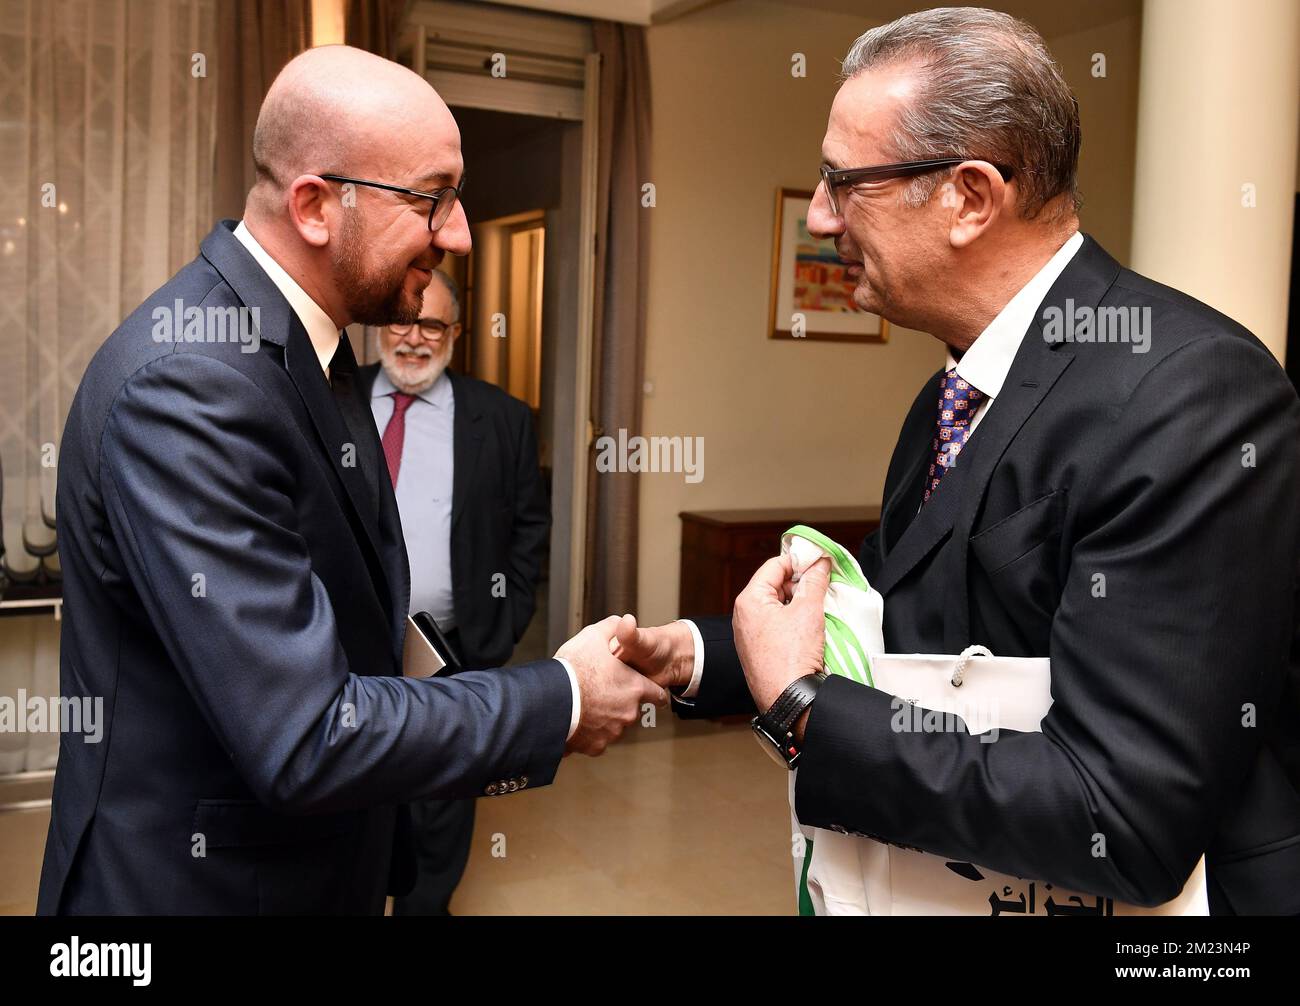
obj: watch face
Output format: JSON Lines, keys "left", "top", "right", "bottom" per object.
{"left": 752, "top": 721, "right": 790, "bottom": 767}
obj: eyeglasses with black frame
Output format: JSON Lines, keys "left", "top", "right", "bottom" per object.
{"left": 388, "top": 318, "right": 455, "bottom": 340}
{"left": 819, "top": 157, "right": 1015, "bottom": 216}
{"left": 319, "top": 173, "right": 463, "bottom": 232}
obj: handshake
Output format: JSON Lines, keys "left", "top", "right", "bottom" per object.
{"left": 553, "top": 614, "right": 694, "bottom": 757}
{"left": 554, "top": 553, "right": 833, "bottom": 757}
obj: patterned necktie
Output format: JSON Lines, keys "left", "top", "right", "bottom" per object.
{"left": 381, "top": 392, "right": 416, "bottom": 488}
{"left": 922, "top": 368, "right": 984, "bottom": 504}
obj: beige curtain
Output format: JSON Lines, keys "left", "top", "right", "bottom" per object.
{"left": 0, "top": 0, "right": 218, "bottom": 772}
{"left": 344, "top": 0, "right": 407, "bottom": 60}
{"left": 583, "top": 21, "right": 651, "bottom": 622}
{"left": 213, "top": 0, "right": 312, "bottom": 221}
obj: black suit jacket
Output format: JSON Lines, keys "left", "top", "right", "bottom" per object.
{"left": 39, "top": 220, "right": 572, "bottom": 915}
{"left": 355, "top": 365, "right": 549, "bottom": 669}
{"left": 680, "top": 235, "right": 1300, "bottom": 914}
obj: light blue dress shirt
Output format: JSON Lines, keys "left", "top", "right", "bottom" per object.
{"left": 369, "top": 368, "right": 456, "bottom": 628}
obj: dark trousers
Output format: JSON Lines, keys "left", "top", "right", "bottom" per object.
{"left": 392, "top": 627, "right": 480, "bottom": 917}
{"left": 392, "top": 795, "right": 477, "bottom": 916}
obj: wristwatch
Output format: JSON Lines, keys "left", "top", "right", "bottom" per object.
{"left": 751, "top": 672, "right": 826, "bottom": 768}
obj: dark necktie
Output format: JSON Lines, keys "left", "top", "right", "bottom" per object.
{"left": 922, "top": 368, "right": 985, "bottom": 505}
{"left": 327, "top": 335, "right": 380, "bottom": 507}
{"left": 381, "top": 392, "right": 416, "bottom": 487}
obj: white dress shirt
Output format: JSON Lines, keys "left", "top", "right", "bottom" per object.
{"left": 678, "top": 231, "right": 1084, "bottom": 699}
{"left": 368, "top": 368, "right": 457, "bottom": 629}
{"left": 233, "top": 220, "right": 339, "bottom": 376}
{"left": 945, "top": 230, "right": 1083, "bottom": 436}
{"left": 231, "top": 220, "right": 581, "bottom": 738}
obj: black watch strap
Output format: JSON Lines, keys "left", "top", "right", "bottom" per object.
{"left": 766, "top": 673, "right": 824, "bottom": 733}
{"left": 753, "top": 672, "right": 825, "bottom": 767}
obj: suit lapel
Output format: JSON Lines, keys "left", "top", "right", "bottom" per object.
{"left": 937, "top": 339, "right": 1074, "bottom": 650}
{"left": 282, "top": 330, "right": 388, "bottom": 564}
{"left": 449, "top": 371, "right": 483, "bottom": 532}
{"left": 936, "top": 236, "right": 1120, "bottom": 650}
{"left": 199, "top": 221, "right": 397, "bottom": 625}
{"left": 352, "top": 362, "right": 411, "bottom": 660}
{"left": 872, "top": 438, "right": 969, "bottom": 597}
{"left": 879, "top": 418, "right": 934, "bottom": 556}
{"left": 872, "top": 235, "right": 1120, "bottom": 625}
{"left": 374, "top": 437, "right": 411, "bottom": 661}
{"left": 873, "top": 342, "right": 1073, "bottom": 604}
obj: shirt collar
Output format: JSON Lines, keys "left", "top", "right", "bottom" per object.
{"left": 233, "top": 220, "right": 340, "bottom": 376}
{"left": 372, "top": 366, "right": 453, "bottom": 410}
{"left": 946, "top": 230, "right": 1084, "bottom": 401}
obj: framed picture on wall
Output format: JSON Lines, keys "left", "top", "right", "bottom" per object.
{"left": 767, "top": 187, "right": 889, "bottom": 343}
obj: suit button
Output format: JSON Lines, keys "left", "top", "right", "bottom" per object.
{"left": 507, "top": 780, "right": 519, "bottom": 793}
{"left": 519, "top": 776, "right": 529, "bottom": 789}
{"left": 485, "top": 783, "right": 499, "bottom": 796}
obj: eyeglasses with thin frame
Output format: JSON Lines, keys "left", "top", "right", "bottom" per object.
{"left": 319, "top": 173, "right": 463, "bottom": 232}
{"left": 819, "top": 157, "right": 1015, "bottom": 216}
{"left": 388, "top": 318, "right": 456, "bottom": 340}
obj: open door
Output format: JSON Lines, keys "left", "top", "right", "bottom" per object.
{"left": 399, "top": 1, "right": 600, "bottom": 649}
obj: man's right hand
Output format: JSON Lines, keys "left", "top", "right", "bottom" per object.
{"left": 609, "top": 614, "right": 695, "bottom": 692}
{"left": 556, "top": 615, "right": 668, "bottom": 757}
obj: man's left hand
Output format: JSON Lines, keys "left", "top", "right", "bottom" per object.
{"left": 733, "top": 554, "right": 830, "bottom": 727}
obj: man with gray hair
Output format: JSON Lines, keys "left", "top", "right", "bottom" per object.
{"left": 621, "top": 7, "right": 1300, "bottom": 914}
{"left": 357, "top": 269, "right": 550, "bottom": 914}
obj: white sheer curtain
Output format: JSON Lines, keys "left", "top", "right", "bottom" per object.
{"left": 0, "top": 0, "right": 217, "bottom": 772}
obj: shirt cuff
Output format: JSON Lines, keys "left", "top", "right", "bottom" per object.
{"left": 677, "top": 619, "right": 705, "bottom": 699}
{"left": 555, "top": 657, "right": 581, "bottom": 741}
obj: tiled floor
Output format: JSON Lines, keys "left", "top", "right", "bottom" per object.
{"left": 450, "top": 715, "right": 796, "bottom": 915}
{"left": 0, "top": 772, "right": 53, "bottom": 915}
{"left": 1, "top": 717, "right": 798, "bottom": 916}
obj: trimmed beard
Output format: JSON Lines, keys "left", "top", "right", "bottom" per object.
{"left": 378, "top": 339, "right": 454, "bottom": 395}
{"left": 333, "top": 212, "right": 424, "bottom": 327}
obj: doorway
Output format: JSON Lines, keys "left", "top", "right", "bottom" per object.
{"left": 442, "top": 105, "right": 582, "bottom": 660}
{"left": 399, "top": 2, "right": 601, "bottom": 653}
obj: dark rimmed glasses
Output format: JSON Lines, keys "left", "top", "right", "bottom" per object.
{"left": 819, "top": 157, "right": 1015, "bottom": 216}
{"left": 319, "top": 173, "right": 463, "bottom": 232}
{"left": 388, "top": 318, "right": 455, "bottom": 339}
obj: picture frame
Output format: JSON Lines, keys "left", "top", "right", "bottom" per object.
{"left": 767, "top": 187, "right": 889, "bottom": 343}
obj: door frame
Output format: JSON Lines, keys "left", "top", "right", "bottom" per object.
{"left": 401, "top": 7, "right": 600, "bottom": 641}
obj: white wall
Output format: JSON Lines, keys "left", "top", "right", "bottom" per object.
{"left": 635, "top": 0, "right": 1143, "bottom": 624}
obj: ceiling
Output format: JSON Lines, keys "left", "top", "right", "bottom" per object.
{"left": 767, "top": 0, "right": 1141, "bottom": 39}
{"left": 482, "top": 0, "right": 1139, "bottom": 36}
{"left": 478, "top": 0, "right": 725, "bottom": 25}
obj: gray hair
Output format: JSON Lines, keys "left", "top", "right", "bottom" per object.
{"left": 840, "top": 7, "right": 1081, "bottom": 220}
{"left": 428, "top": 269, "right": 461, "bottom": 323}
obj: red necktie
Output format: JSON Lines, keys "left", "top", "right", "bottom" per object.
{"left": 381, "top": 392, "right": 416, "bottom": 487}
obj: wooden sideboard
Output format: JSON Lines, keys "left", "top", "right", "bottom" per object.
{"left": 678, "top": 506, "right": 882, "bottom": 617}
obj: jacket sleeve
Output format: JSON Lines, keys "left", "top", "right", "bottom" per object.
{"left": 794, "top": 334, "right": 1300, "bottom": 907}
{"left": 670, "top": 616, "right": 755, "bottom": 719}
{"left": 99, "top": 352, "right": 572, "bottom": 815}
{"left": 507, "top": 402, "right": 550, "bottom": 644}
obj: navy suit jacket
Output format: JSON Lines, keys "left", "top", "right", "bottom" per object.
{"left": 38, "top": 220, "right": 572, "bottom": 915}
{"left": 679, "top": 235, "right": 1300, "bottom": 914}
